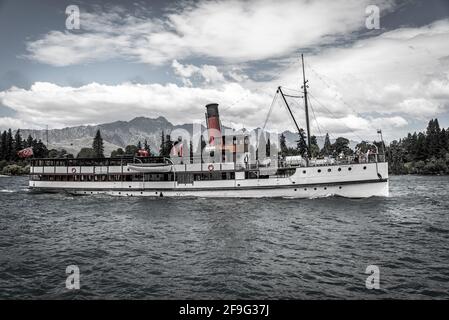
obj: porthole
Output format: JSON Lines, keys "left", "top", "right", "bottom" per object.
{"left": 339, "top": 186, "right": 342, "bottom": 189}
{"left": 141, "top": 192, "right": 143, "bottom": 195}
{"left": 363, "top": 166, "right": 367, "bottom": 170}
{"left": 237, "top": 184, "right": 241, "bottom": 187}
{"left": 348, "top": 167, "right": 352, "bottom": 171}
{"left": 119, "top": 192, "right": 121, "bottom": 195}
{"left": 294, "top": 188, "right": 297, "bottom": 191}
{"left": 129, "top": 186, "right": 132, "bottom": 188}
{"left": 324, "top": 187, "right": 327, "bottom": 190}
{"left": 328, "top": 168, "right": 331, "bottom": 172}
{"left": 304, "top": 188, "right": 307, "bottom": 191}
{"left": 338, "top": 168, "right": 341, "bottom": 172}
{"left": 292, "top": 181, "right": 296, "bottom": 184}
{"left": 302, "top": 170, "right": 306, "bottom": 174}
{"left": 317, "top": 169, "right": 321, "bottom": 173}
{"left": 314, "top": 187, "right": 317, "bottom": 190}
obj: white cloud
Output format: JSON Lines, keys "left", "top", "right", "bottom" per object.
{"left": 269, "top": 18, "right": 449, "bottom": 134}
{"left": 0, "top": 117, "right": 35, "bottom": 131}
{"left": 25, "top": 0, "right": 395, "bottom": 66}
{"left": 172, "top": 60, "right": 226, "bottom": 85}
{"left": 0, "top": 81, "right": 270, "bottom": 130}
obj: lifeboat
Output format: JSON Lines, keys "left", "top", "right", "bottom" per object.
{"left": 127, "top": 163, "right": 172, "bottom": 173}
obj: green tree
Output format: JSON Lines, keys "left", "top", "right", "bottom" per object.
{"left": 111, "top": 148, "right": 125, "bottom": 157}
{"left": 309, "top": 135, "right": 320, "bottom": 158}
{"left": 14, "top": 129, "right": 23, "bottom": 160}
{"left": 144, "top": 139, "right": 150, "bottom": 152}
{"left": 296, "top": 133, "right": 307, "bottom": 157}
{"left": 159, "top": 131, "right": 173, "bottom": 157}
{"left": 279, "top": 133, "right": 288, "bottom": 157}
{"left": 6, "top": 129, "right": 13, "bottom": 160}
{"left": 77, "top": 147, "right": 95, "bottom": 158}
{"left": 125, "top": 145, "right": 138, "bottom": 155}
{"left": 0, "top": 130, "right": 6, "bottom": 160}
{"left": 32, "top": 139, "right": 48, "bottom": 158}
{"left": 321, "top": 133, "right": 332, "bottom": 156}
{"left": 92, "top": 130, "right": 104, "bottom": 158}
{"left": 332, "top": 137, "right": 353, "bottom": 157}
{"left": 189, "top": 140, "right": 193, "bottom": 164}
{"left": 26, "top": 134, "right": 34, "bottom": 148}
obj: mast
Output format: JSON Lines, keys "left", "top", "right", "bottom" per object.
{"left": 278, "top": 86, "right": 302, "bottom": 135}
{"left": 301, "top": 54, "right": 311, "bottom": 157}
{"left": 278, "top": 86, "right": 309, "bottom": 166}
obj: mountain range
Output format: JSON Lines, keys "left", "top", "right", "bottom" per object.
{"left": 20, "top": 116, "right": 358, "bottom": 156}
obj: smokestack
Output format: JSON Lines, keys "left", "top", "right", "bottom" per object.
{"left": 205, "top": 103, "right": 221, "bottom": 145}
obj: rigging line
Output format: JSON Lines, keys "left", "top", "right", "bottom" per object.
{"left": 255, "top": 91, "right": 279, "bottom": 152}
{"left": 280, "top": 86, "right": 302, "bottom": 93}
{"left": 308, "top": 92, "right": 365, "bottom": 142}
{"left": 308, "top": 98, "right": 323, "bottom": 138}
{"left": 221, "top": 87, "right": 261, "bottom": 112}
{"left": 305, "top": 62, "right": 380, "bottom": 133}
{"left": 261, "top": 91, "right": 278, "bottom": 132}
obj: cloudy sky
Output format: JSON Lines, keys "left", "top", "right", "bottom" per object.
{"left": 0, "top": 0, "right": 448, "bottom": 141}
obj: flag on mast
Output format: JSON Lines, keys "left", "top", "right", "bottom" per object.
{"left": 17, "top": 147, "right": 34, "bottom": 158}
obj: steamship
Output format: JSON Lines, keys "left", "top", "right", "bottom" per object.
{"left": 28, "top": 55, "right": 389, "bottom": 198}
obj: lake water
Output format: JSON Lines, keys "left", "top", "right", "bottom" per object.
{"left": 0, "top": 175, "right": 448, "bottom": 299}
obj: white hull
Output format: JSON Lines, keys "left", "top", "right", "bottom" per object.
{"left": 29, "top": 162, "right": 389, "bottom": 198}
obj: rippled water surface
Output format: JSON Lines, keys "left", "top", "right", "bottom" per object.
{"left": 0, "top": 175, "right": 448, "bottom": 299}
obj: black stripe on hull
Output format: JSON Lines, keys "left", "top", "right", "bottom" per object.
{"left": 29, "top": 178, "right": 388, "bottom": 193}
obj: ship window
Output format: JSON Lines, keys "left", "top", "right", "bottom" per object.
{"left": 339, "top": 186, "right": 342, "bottom": 189}
{"left": 363, "top": 166, "right": 367, "bottom": 170}
{"left": 328, "top": 168, "right": 331, "bottom": 172}
{"left": 348, "top": 167, "right": 352, "bottom": 171}
{"left": 304, "top": 188, "right": 307, "bottom": 191}
{"left": 294, "top": 189, "right": 297, "bottom": 191}
{"left": 302, "top": 170, "right": 306, "bottom": 174}
{"left": 338, "top": 168, "right": 341, "bottom": 172}
{"left": 324, "top": 187, "right": 327, "bottom": 190}
{"left": 317, "top": 169, "right": 321, "bottom": 173}
{"left": 314, "top": 187, "right": 317, "bottom": 190}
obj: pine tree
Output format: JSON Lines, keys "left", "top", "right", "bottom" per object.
{"left": 92, "top": 129, "right": 104, "bottom": 158}
{"left": 165, "top": 134, "right": 173, "bottom": 157}
{"left": 296, "top": 129, "right": 308, "bottom": 157}
{"left": 266, "top": 137, "right": 271, "bottom": 157}
{"left": 280, "top": 133, "right": 288, "bottom": 157}
{"left": 0, "top": 130, "right": 7, "bottom": 160}
{"left": 33, "top": 139, "right": 48, "bottom": 158}
{"left": 144, "top": 139, "right": 149, "bottom": 152}
{"left": 159, "top": 131, "right": 165, "bottom": 156}
{"left": 26, "top": 134, "right": 33, "bottom": 148}
{"left": 14, "top": 129, "right": 23, "bottom": 160}
{"left": 322, "top": 133, "right": 332, "bottom": 156}
{"left": 426, "top": 119, "right": 441, "bottom": 157}
{"left": 6, "top": 129, "right": 13, "bottom": 160}
{"left": 189, "top": 140, "right": 193, "bottom": 164}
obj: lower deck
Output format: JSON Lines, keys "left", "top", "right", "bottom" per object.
{"left": 28, "top": 161, "right": 389, "bottom": 198}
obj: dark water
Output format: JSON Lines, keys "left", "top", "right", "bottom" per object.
{"left": 0, "top": 175, "right": 448, "bottom": 299}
